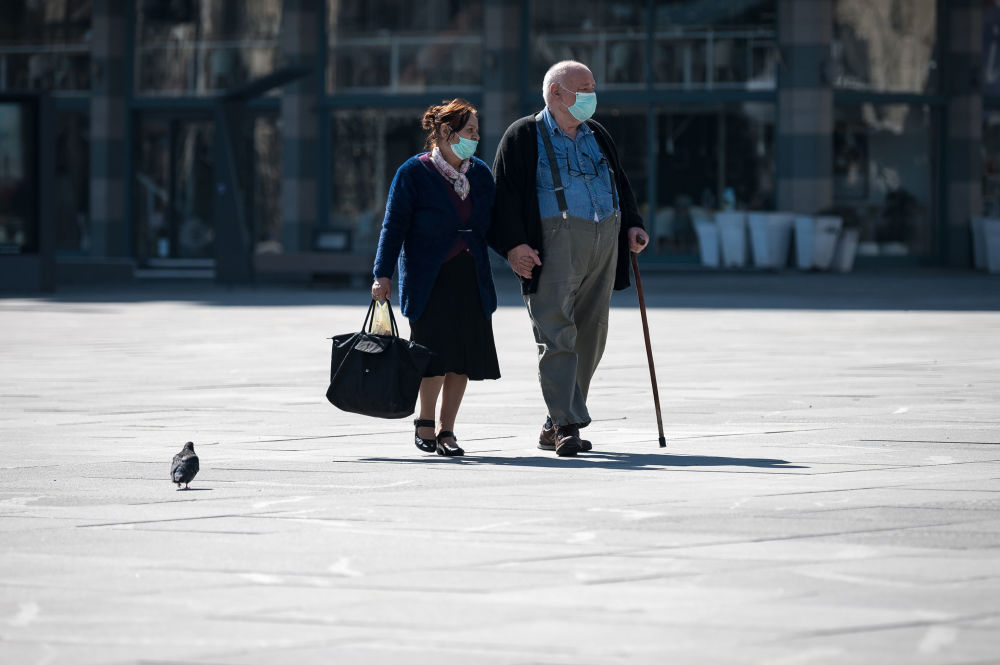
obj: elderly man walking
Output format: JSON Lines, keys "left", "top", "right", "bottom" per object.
{"left": 489, "top": 60, "right": 649, "bottom": 457}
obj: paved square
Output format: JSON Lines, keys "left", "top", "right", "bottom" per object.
{"left": 2, "top": 271, "right": 999, "bottom": 664}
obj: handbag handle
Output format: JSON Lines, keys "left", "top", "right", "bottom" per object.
{"left": 363, "top": 298, "right": 400, "bottom": 337}
{"left": 329, "top": 299, "right": 398, "bottom": 387}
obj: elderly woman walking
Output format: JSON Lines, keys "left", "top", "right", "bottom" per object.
{"left": 371, "top": 98, "right": 499, "bottom": 457}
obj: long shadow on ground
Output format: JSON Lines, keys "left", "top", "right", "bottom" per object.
{"left": 360, "top": 451, "right": 809, "bottom": 471}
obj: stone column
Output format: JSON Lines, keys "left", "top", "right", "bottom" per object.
{"left": 946, "top": 0, "right": 983, "bottom": 267}
{"left": 481, "top": 0, "right": 522, "bottom": 166}
{"left": 89, "top": 0, "right": 128, "bottom": 257}
{"left": 280, "top": 0, "right": 320, "bottom": 253}
{"left": 776, "top": 0, "right": 834, "bottom": 214}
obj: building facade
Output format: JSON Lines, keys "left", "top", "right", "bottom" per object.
{"left": 0, "top": 0, "right": 988, "bottom": 284}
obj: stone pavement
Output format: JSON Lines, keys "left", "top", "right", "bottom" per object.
{"left": 1, "top": 270, "right": 999, "bottom": 665}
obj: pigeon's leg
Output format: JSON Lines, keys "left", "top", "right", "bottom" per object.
{"left": 185, "top": 483, "right": 190, "bottom": 489}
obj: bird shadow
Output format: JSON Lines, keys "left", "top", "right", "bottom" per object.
{"left": 175, "top": 487, "right": 213, "bottom": 491}
{"left": 361, "top": 451, "right": 808, "bottom": 471}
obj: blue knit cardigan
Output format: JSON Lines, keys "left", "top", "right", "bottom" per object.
{"left": 373, "top": 154, "right": 497, "bottom": 321}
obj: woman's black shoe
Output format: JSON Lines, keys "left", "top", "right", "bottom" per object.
{"left": 435, "top": 431, "right": 464, "bottom": 457}
{"left": 414, "top": 419, "right": 437, "bottom": 453}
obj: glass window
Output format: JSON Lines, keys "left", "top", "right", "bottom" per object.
{"left": 653, "top": 0, "right": 777, "bottom": 90}
{"left": 982, "top": 111, "right": 1000, "bottom": 217}
{"left": 134, "top": 116, "right": 169, "bottom": 260}
{"left": 832, "top": 0, "right": 937, "bottom": 93}
{"left": 652, "top": 104, "right": 775, "bottom": 256}
{"left": 833, "top": 103, "right": 936, "bottom": 258}
{"left": 328, "top": 109, "right": 427, "bottom": 252}
{"left": 327, "top": 1, "right": 483, "bottom": 93}
{"left": 55, "top": 110, "right": 89, "bottom": 253}
{"left": 592, "top": 106, "right": 648, "bottom": 212}
{"left": 985, "top": 3, "right": 1000, "bottom": 96}
{"left": 136, "top": 0, "right": 281, "bottom": 95}
{"left": 0, "top": 101, "right": 38, "bottom": 254}
{"left": 253, "top": 114, "right": 281, "bottom": 254}
{"left": 133, "top": 115, "right": 216, "bottom": 261}
{"left": 0, "top": 1, "right": 91, "bottom": 92}
{"left": 531, "top": 1, "right": 646, "bottom": 88}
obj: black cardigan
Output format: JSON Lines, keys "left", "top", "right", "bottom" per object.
{"left": 488, "top": 112, "right": 646, "bottom": 295}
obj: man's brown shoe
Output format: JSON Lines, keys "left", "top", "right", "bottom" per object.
{"left": 538, "top": 417, "right": 592, "bottom": 451}
{"left": 554, "top": 424, "right": 582, "bottom": 457}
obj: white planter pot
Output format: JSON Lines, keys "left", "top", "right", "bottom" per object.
{"left": 985, "top": 219, "right": 1000, "bottom": 275}
{"left": 832, "top": 228, "right": 860, "bottom": 273}
{"left": 794, "top": 215, "right": 842, "bottom": 271}
{"left": 748, "top": 212, "right": 795, "bottom": 269}
{"left": 715, "top": 212, "right": 748, "bottom": 268}
{"left": 693, "top": 221, "right": 720, "bottom": 268}
{"left": 794, "top": 216, "right": 815, "bottom": 270}
{"left": 813, "top": 216, "right": 842, "bottom": 270}
{"left": 971, "top": 217, "right": 990, "bottom": 270}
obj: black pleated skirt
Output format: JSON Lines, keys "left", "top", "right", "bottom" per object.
{"left": 409, "top": 251, "right": 501, "bottom": 380}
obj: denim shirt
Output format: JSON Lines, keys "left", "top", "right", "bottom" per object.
{"left": 535, "top": 107, "right": 617, "bottom": 222}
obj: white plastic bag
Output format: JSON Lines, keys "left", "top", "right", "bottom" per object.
{"left": 369, "top": 300, "right": 394, "bottom": 336}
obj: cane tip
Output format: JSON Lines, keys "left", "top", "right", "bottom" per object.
{"left": 658, "top": 436, "right": 667, "bottom": 448}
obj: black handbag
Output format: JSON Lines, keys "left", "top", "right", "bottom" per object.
{"left": 325, "top": 300, "right": 433, "bottom": 419}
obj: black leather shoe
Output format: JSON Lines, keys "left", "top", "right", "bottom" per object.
{"left": 538, "top": 416, "right": 592, "bottom": 452}
{"left": 414, "top": 418, "right": 436, "bottom": 453}
{"left": 435, "top": 430, "right": 464, "bottom": 457}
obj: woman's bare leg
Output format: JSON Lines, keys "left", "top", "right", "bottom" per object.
{"left": 417, "top": 376, "right": 444, "bottom": 441}
{"left": 437, "top": 372, "right": 469, "bottom": 442}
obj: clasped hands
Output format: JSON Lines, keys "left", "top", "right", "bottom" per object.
{"left": 506, "top": 244, "right": 541, "bottom": 279}
{"left": 505, "top": 228, "right": 649, "bottom": 280}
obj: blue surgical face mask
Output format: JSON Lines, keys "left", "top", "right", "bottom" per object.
{"left": 450, "top": 135, "right": 478, "bottom": 160}
{"left": 560, "top": 83, "right": 597, "bottom": 122}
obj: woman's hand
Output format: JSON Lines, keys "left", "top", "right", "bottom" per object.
{"left": 371, "top": 277, "right": 391, "bottom": 302}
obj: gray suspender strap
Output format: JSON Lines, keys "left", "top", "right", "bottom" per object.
{"left": 535, "top": 112, "right": 569, "bottom": 219}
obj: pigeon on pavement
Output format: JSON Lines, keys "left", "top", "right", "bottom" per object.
{"left": 171, "top": 441, "right": 200, "bottom": 489}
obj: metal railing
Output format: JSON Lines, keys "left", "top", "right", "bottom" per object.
{"left": 0, "top": 43, "right": 91, "bottom": 93}
{"left": 535, "top": 27, "right": 777, "bottom": 91}
{"left": 134, "top": 39, "right": 280, "bottom": 95}
{"left": 652, "top": 28, "right": 776, "bottom": 90}
{"left": 327, "top": 33, "right": 482, "bottom": 92}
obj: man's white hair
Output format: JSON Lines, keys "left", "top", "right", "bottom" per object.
{"left": 542, "top": 60, "right": 591, "bottom": 105}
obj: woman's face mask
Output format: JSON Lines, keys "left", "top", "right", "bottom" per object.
{"left": 450, "top": 135, "right": 478, "bottom": 160}
{"left": 447, "top": 125, "right": 478, "bottom": 160}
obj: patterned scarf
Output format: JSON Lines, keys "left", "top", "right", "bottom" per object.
{"left": 429, "top": 146, "right": 470, "bottom": 200}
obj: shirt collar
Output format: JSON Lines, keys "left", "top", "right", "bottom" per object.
{"left": 541, "top": 106, "right": 592, "bottom": 139}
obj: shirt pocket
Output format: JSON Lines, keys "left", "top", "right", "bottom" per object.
{"left": 536, "top": 152, "right": 557, "bottom": 192}
{"left": 594, "top": 156, "right": 616, "bottom": 204}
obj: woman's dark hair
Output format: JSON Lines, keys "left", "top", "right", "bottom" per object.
{"left": 421, "top": 98, "right": 477, "bottom": 150}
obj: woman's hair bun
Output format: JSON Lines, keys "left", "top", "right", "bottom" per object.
{"left": 421, "top": 106, "right": 442, "bottom": 130}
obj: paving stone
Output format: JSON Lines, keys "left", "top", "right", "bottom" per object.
{"left": 1, "top": 271, "right": 999, "bottom": 664}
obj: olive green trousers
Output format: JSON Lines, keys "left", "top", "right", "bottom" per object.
{"left": 524, "top": 212, "right": 620, "bottom": 427}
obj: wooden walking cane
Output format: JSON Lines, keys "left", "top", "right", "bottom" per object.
{"left": 630, "top": 251, "right": 666, "bottom": 447}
